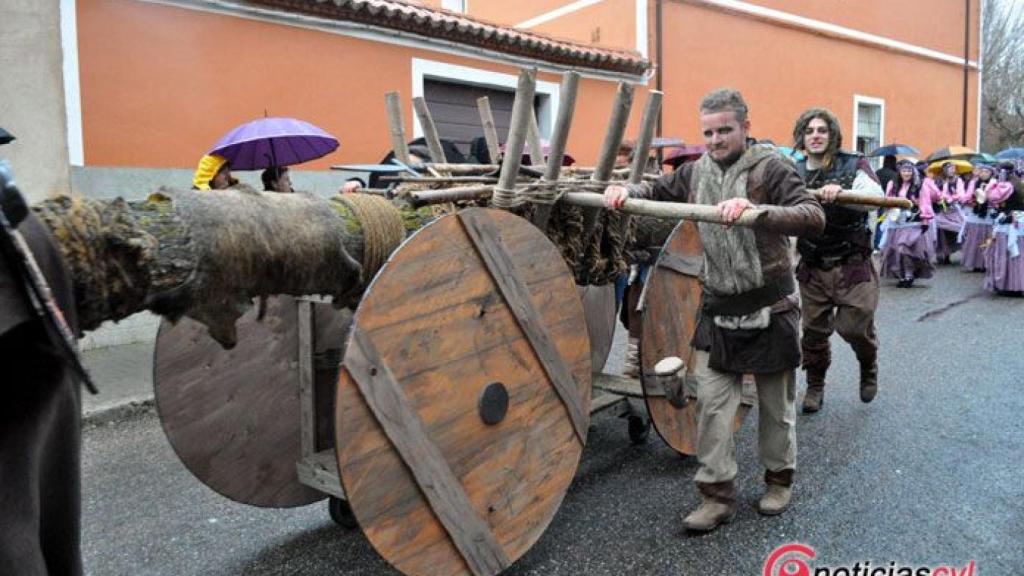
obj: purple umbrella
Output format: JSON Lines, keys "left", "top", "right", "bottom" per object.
{"left": 209, "top": 117, "right": 339, "bottom": 170}
{"left": 662, "top": 144, "right": 706, "bottom": 167}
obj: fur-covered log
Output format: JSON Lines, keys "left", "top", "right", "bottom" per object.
{"left": 33, "top": 185, "right": 434, "bottom": 347}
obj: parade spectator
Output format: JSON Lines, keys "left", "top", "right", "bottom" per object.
{"left": 603, "top": 88, "right": 825, "bottom": 532}
{"left": 261, "top": 166, "right": 294, "bottom": 193}
{"left": 192, "top": 154, "right": 237, "bottom": 190}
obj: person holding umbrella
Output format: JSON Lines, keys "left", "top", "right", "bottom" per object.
{"left": 261, "top": 166, "right": 293, "bottom": 193}
{"left": 923, "top": 160, "right": 968, "bottom": 264}
{"left": 192, "top": 153, "right": 237, "bottom": 190}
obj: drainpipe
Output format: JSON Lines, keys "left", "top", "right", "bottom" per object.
{"left": 962, "top": 0, "right": 970, "bottom": 146}
{"left": 656, "top": 0, "right": 664, "bottom": 161}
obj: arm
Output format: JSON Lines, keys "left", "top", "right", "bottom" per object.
{"left": 754, "top": 159, "right": 825, "bottom": 237}
{"left": 918, "top": 184, "right": 935, "bottom": 221}
{"left": 962, "top": 178, "right": 977, "bottom": 204}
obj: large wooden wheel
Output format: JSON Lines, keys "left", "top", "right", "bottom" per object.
{"left": 335, "top": 208, "right": 591, "bottom": 576}
{"left": 153, "top": 296, "right": 325, "bottom": 507}
{"left": 640, "top": 221, "right": 751, "bottom": 456}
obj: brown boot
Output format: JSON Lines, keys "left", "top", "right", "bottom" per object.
{"left": 802, "top": 382, "right": 824, "bottom": 413}
{"left": 759, "top": 469, "right": 794, "bottom": 516}
{"left": 682, "top": 498, "right": 736, "bottom": 532}
{"left": 758, "top": 485, "right": 793, "bottom": 516}
{"left": 859, "top": 359, "right": 878, "bottom": 403}
{"left": 684, "top": 481, "right": 736, "bottom": 533}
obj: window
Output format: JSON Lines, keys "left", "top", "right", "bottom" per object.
{"left": 853, "top": 96, "right": 885, "bottom": 163}
{"left": 441, "top": 0, "right": 466, "bottom": 13}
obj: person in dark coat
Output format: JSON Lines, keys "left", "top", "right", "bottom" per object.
{"left": 0, "top": 209, "right": 84, "bottom": 576}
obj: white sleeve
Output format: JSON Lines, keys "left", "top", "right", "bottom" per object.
{"left": 847, "top": 168, "right": 884, "bottom": 212}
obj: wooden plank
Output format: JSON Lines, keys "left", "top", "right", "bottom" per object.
{"left": 385, "top": 91, "right": 410, "bottom": 165}
{"left": 476, "top": 96, "right": 502, "bottom": 165}
{"left": 413, "top": 97, "right": 449, "bottom": 164}
{"left": 592, "top": 373, "right": 646, "bottom": 398}
{"left": 298, "top": 300, "right": 315, "bottom": 458}
{"left": 344, "top": 325, "right": 510, "bottom": 576}
{"left": 458, "top": 210, "right": 589, "bottom": 445}
{"left": 296, "top": 449, "right": 346, "bottom": 499}
{"left": 589, "top": 392, "right": 625, "bottom": 414}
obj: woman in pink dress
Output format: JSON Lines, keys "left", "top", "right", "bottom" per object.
{"left": 922, "top": 161, "right": 966, "bottom": 264}
{"left": 880, "top": 159, "right": 936, "bottom": 287}
{"left": 983, "top": 164, "right": 1024, "bottom": 295}
{"left": 959, "top": 164, "right": 1009, "bottom": 271}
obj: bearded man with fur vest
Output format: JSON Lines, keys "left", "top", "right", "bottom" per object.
{"left": 604, "top": 88, "right": 825, "bottom": 533}
{"left": 791, "top": 109, "right": 884, "bottom": 414}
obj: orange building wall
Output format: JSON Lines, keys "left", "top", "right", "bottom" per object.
{"left": 657, "top": 2, "right": 980, "bottom": 154}
{"left": 75, "top": 0, "right": 633, "bottom": 170}
{"left": 468, "top": 0, "right": 582, "bottom": 30}
{"left": 746, "top": 0, "right": 980, "bottom": 59}
{"left": 529, "top": 0, "right": 638, "bottom": 53}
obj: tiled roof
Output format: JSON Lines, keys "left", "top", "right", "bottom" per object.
{"left": 247, "top": 0, "right": 651, "bottom": 76}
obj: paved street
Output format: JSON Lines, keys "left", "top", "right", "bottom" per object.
{"left": 82, "top": 264, "right": 1024, "bottom": 575}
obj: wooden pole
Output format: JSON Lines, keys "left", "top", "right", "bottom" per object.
{"left": 476, "top": 96, "right": 502, "bottom": 164}
{"left": 580, "top": 82, "right": 635, "bottom": 282}
{"left": 565, "top": 192, "right": 763, "bottom": 226}
{"left": 385, "top": 92, "right": 410, "bottom": 165}
{"left": 809, "top": 190, "right": 912, "bottom": 209}
{"left": 628, "top": 91, "right": 663, "bottom": 185}
{"left": 527, "top": 110, "right": 545, "bottom": 167}
{"left": 494, "top": 69, "right": 536, "bottom": 209}
{"left": 412, "top": 97, "right": 448, "bottom": 164}
{"left": 531, "top": 71, "right": 580, "bottom": 230}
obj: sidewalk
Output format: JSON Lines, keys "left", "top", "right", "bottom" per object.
{"left": 81, "top": 340, "right": 156, "bottom": 424}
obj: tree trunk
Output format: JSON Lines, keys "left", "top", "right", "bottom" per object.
{"left": 32, "top": 185, "right": 434, "bottom": 347}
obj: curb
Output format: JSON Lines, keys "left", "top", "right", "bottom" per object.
{"left": 83, "top": 397, "right": 156, "bottom": 428}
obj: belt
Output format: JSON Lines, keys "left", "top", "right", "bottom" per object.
{"left": 703, "top": 274, "right": 795, "bottom": 317}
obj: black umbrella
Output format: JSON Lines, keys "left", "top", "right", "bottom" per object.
{"left": 869, "top": 143, "right": 918, "bottom": 157}
{"left": 0, "top": 127, "right": 15, "bottom": 146}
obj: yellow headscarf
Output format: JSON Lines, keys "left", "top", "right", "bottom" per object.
{"left": 192, "top": 154, "right": 228, "bottom": 190}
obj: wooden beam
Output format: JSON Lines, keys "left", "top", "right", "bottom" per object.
{"left": 384, "top": 92, "right": 410, "bottom": 165}
{"left": 494, "top": 69, "right": 537, "bottom": 209}
{"left": 476, "top": 96, "right": 502, "bottom": 164}
{"left": 532, "top": 71, "right": 580, "bottom": 230}
{"left": 343, "top": 326, "right": 511, "bottom": 576}
{"left": 412, "top": 97, "right": 448, "bottom": 164}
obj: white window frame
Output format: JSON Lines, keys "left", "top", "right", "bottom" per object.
{"left": 852, "top": 95, "right": 885, "bottom": 160}
{"left": 441, "top": 0, "right": 467, "bottom": 14}
{"left": 411, "top": 58, "right": 560, "bottom": 140}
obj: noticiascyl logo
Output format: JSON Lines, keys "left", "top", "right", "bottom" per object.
{"left": 764, "top": 543, "right": 816, "bottom": 576}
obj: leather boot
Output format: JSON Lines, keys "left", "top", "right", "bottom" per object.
{"left": 758, "top": 485, "right": 793, "bottom": 516}
{"left": 801, "top": 345, "right": 830, "bottom": 414}
{"left": 802, "top": 366, "right": 826, "bottom": 413}
{"left": 859, "top": 357, "right": 878, "bottom": 403}
{"left": 684, "top": 481, "right": 736, "bottom": 533}
{"left": 759, "top": 469, "right": 794, "bottom": 516}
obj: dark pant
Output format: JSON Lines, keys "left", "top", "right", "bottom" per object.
{"left": 0, "top": 322, "right": 83, "bottom": 576}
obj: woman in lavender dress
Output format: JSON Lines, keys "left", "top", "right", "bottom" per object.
{"left": 983, "top": 166, "right": 1024, "bottom": 295}
{"left": 880, "top": 159, "right": 936, "bottom": 287}
{"left": 959, "top": 164, "right": 1009, "bottom": 272}
{"left": 923, "top": 161, "right": 966, "bottom": 264}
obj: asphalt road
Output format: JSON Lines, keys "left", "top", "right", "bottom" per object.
{"left": 82, "top": 264, "right": 1024, "bottom": 575}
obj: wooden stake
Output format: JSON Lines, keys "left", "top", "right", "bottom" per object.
{"left": 527, "top": 110, "right": 545, "bottom": 167}
{"left": 385, "top": 92, "right": 410, "bottom": 165}
{"left": 412, "top": 97, "right": 448, "bottom": 164}
{"left": 531, "top": 71, "right": 580, "bottom": 230}
{"left": 476, "top": 96, "right": 502, "bottom": 164}
{"left": 628, "top": 91, "right": 663, "bottom": 185}
{"left": 494, "top": 69, "right": 537, "bottom": 209}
